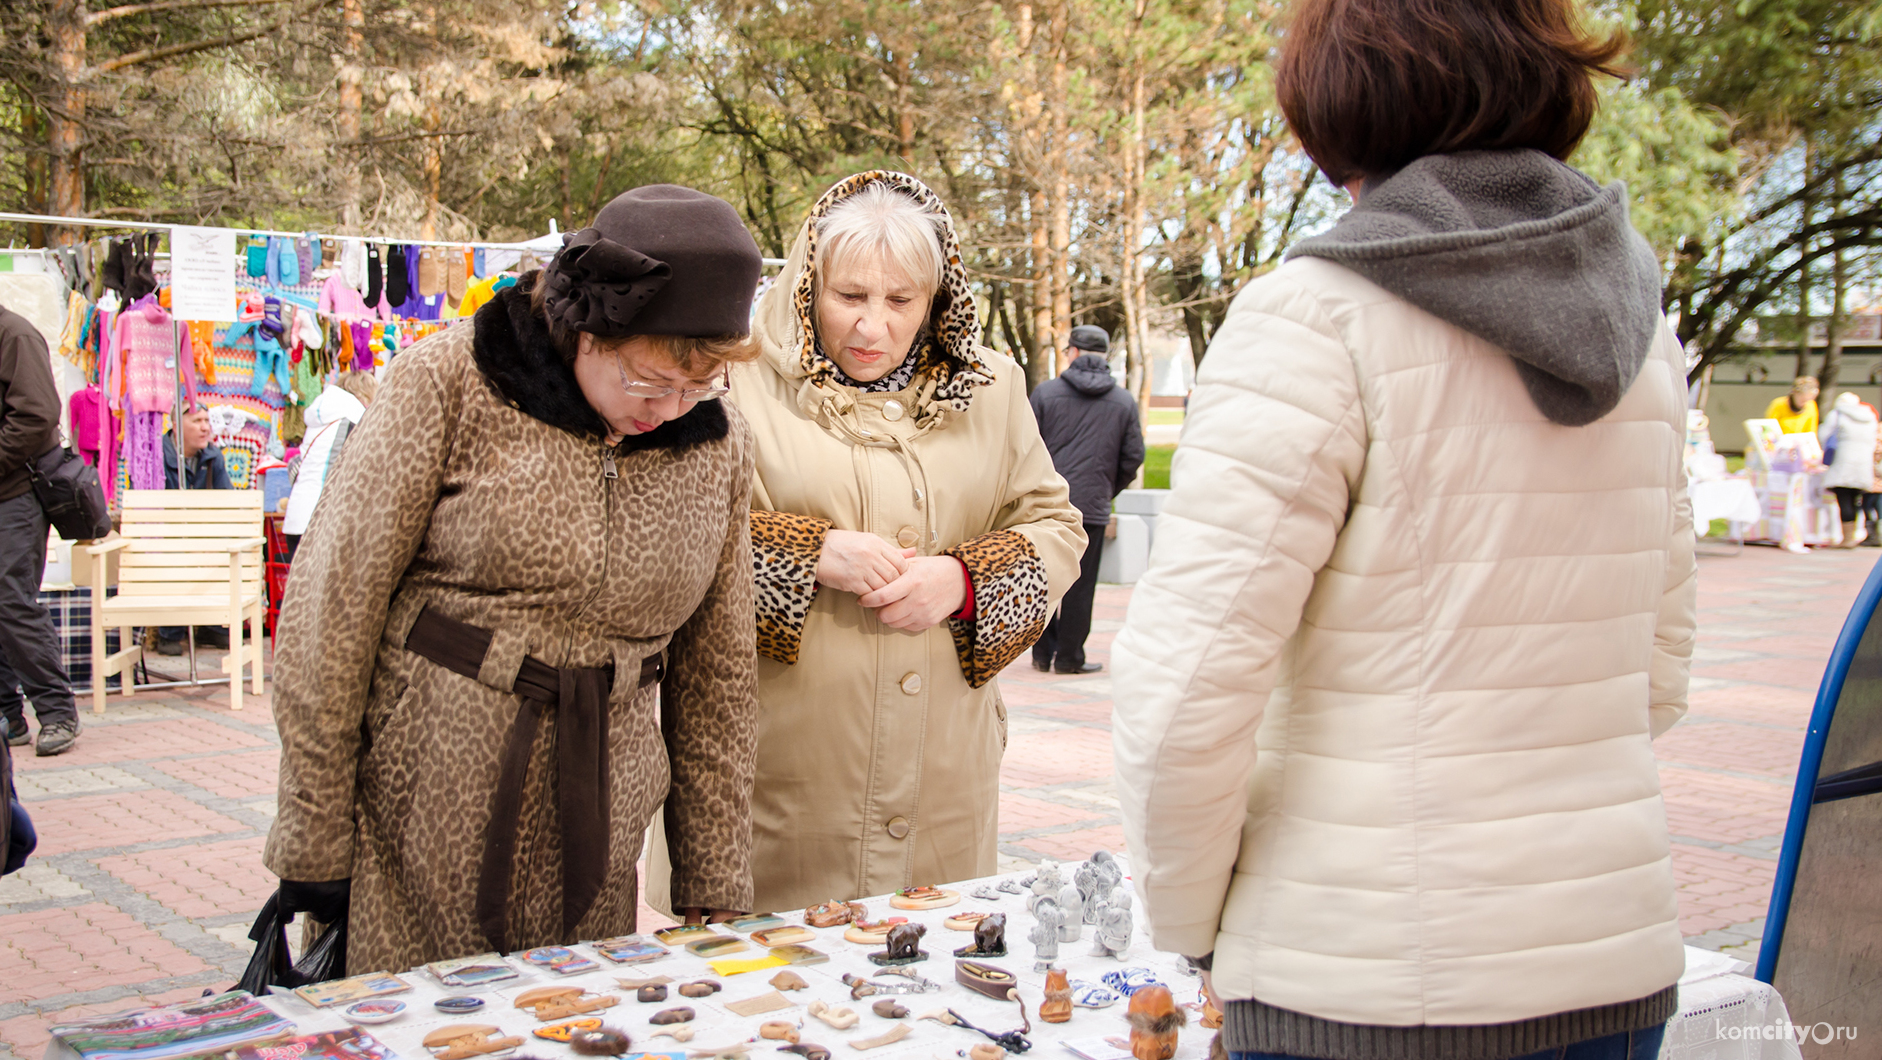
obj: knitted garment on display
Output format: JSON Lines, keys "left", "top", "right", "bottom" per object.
{"left": 365, "top": 243, "right": 383, "bottom": 307}
{"left": 112, "top": 298, "right": 195, "bottom": 414}
{"left": 124, "top": 411, "right": 165, "bottom": 490}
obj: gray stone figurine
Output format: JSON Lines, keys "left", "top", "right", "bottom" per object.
{"left": 1057, "top": 883, "right": 1083, "bottom": 942}
{"left": 1091, "top": 889, "right": 1132, "bottom": 959}
{"left": 1030, "top": 896, "right": 1064, "bottom": 970}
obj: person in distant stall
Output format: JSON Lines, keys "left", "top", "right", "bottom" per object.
{"left": 155, "top": 405, "right": 233, "bottom": 654}
{"left": 1764, "top": 376, "right": 1820, "bottom": 435}
{"left": 281, "top": 370, "right": 377, "bottom": 558}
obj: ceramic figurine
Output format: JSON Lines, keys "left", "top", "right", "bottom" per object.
{"left": 868, "top": 922, "right": 929, "bottom": 966}
{"left": 953, "top": 912, "right": 1006, "bottom": 958}
{"left": 805, "top": 900, "right": 863, "bottom": 928}
{"left": 648, "top": 1007, "right": 695, "bottom": 1025}
{"left": 1125, "top": 985, "right": 1185, "bottom": 1060}
{"left": 1028, "top": 860, "right": 1062, "bottom": 911}
{"left": 969, "top": 1045, "right": 1006, "bottom": 1060}
{"left": 1091, "top": 851, "right": 1122, "bottom": 895}
{"left": 648, "top": 1027, "right": 694, "bottom": 1044}
{"left": 1039, "top": 968, "right": 1073, "bottom": 1024}
{"left": 1092, "top": 890, "right": 1132, "bottom": 959}
{"left": 1057, "top": 884, "right": 1084, "bottom": 941}
{"left": 637, "top": 985, "right": 667, "bottom": 1003}
{"left": 678, "top": 981, "right": 721, "bottom": 998}
{"left": 770, "top": 971, "right": 809, "bottom": 992}
{"left": 872, "top": 1000, "right": 908, "bottom": 1019}
{"left": 1029, "top": 896, "right": 1063, "bottom": 969}
{"left": 759, "top": 1022, "right": 800, "bottom": 1044}
{"left": 1073, "top": 860, "right": 1102, "bottom": 923}
{"left": 995, "top": 877, "right": 1024, "bottom": 895}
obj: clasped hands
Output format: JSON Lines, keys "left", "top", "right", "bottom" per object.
{"left": 816, "top": 528, "right": 965, "bottom": 632}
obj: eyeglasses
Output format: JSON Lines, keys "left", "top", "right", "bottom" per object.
{"left": 616, "top": 359, "right": 731, "bottom": 402}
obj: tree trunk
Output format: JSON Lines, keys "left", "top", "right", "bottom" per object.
{"left": 1030, "top": 188, "right": 1054, "bottom": 385}
{"left": 1795, "top": 136, "right": 1813, "bottom": 381}
{"left": 1046, "top": 0, "right": 1071, "bottom": 362}
{"left": 22, "top": 107, "right": 48, "bottom": 247}
{"left": 422, "top": 102, "right": 442, "bottom": 240}
{"left": 337, "top": 0, "right": 364, "bottom": 228}
{"left": 47, "top": 0, "right": 88, "bottom": 244}
{"left": 1124, "top": 3, "right": 1151, "bottom": 420}
{"left": 1819, "top": 173, "right": 1847, "bottom": 399}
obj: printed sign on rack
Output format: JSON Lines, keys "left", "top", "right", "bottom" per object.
{"left": 168, "top": 225, "right": 238, "bottom": 322}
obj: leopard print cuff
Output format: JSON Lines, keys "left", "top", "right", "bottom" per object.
{"left": 751, "top": 509, "right": 831, "bottom": 664}
{"left": 945, "top": 530, "right": 1049, "bottom": 688}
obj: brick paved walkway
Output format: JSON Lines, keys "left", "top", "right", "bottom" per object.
{"left": 2, "top": 545, "right": 1872, "bottom": 1058}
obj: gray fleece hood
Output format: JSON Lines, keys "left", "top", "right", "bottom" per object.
{"left": 1287, "top": 149, "right": 1662, "bottom": 426}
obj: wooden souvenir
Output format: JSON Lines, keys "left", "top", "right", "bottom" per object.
{"left": 953, "top": 913, "right": 1006, "bottom": 958}
{"left": 637, "top": 985, "right": 668, "bottom": 1002}
{"left": 770, "top": 971, "right": 809, "bottom": 992}
{"left": 780, "top": 1046, "right": 831, "bottom": 1060}
{"left": 678, "top": 980, "right": 722, "bottom": 998}
{"left": 650, "top": 1027, "right": 695, "bottom": 1043}
{"left": 1125, "top": 986, "right": 1185, "bottom": 1060}
{"left": 726, "top": 913, "right": 787, "bottom": 933}
{"left": 685, "top": 936, "right": 750, "bottom": 959}
{"left": 533, "top": 1019, "right": 605, "bottom": 1042}
{"left": 687, "top": 1045, "right": 751, "bottom": 1060}
{"left": 648, "top": 1007, "right": 696, "bottom": 1025}
{"left": 767, "top": 944, "right": 829, "bottom": 966}
{"left": 954, "top": 960, "right": 1020, "bottom": 1001}
{"left": 514, "top": 987, "right": 619, "bottom": 1022}
{"left": 570, "top": 1028, "right": 631, "bottom": 1057}
{"left": 843, "top": 917, "right": 906, "bottom": 945}
{"left": 888, "top": 886, "right": 959, "bottom": 910}
{"left": 807, "top": 1001, "right": 859, "bottom": 1031}
{"left": 968, "top": 1046, "right": 1005, "bottom": 1060}
{"left": 847, "top": 1026, "right": 909, "bottom": 1051}
{"left": 723, "top": 991, "right": 793, "bottom": 1017}
{"left": 752, "top": 926, "right": 816, "bottom": 948}
{"left": 1201, "top": 1000, "right": 1223, "bottom": 1029}
{"left": 805, "top": 901, "right": 864, "bottom": 928}
{"left": 422, "top": 1026, "right": 523, "bottom": 1060}
{"left": 615, "top": 975, "right": 674, "bottom": 990}
{"left": 943, "top": 911, "right": 991, "bottom": 931}
{"left": 758, "top": 1022, "right": 800, "bottom": 1044}
{"left": 1039, "top": 968, "right": 1072, "bottom": 1024}
{"left": 867, "top": 922, "right": 928, "bottom": 966}
{"left": 871, "top": 1000, "right": 908, "bottom": 1019}
{"left": 654, "top": 925, "right": 717, "bottom": 946}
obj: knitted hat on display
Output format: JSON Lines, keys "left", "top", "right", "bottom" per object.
{"left": 384, "top": 245, "right": 410, "bottom": 308}
{"left": 1069, "top": 324, "right": 1110, "bottom": 353}
{"left": 365, "top": 244, "right": 383, "bottom": 306}
{"left": 541, "top": 185, "right": 763, "bottom": 337}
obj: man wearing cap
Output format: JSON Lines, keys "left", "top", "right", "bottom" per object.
{"left": 1029, "top": 325, "right": 1144, "bottom": 674}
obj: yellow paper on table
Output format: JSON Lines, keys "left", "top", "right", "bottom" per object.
{"left": 709, "top": 954, "right": 789, "bottom": 976}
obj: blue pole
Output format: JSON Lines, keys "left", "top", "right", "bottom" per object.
{"left": 1755, "top": 554, "right": 1882, "bottom": 983}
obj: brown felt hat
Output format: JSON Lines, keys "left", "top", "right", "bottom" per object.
{"left": 541, "top": 185, "right": 762, "bottom": 338}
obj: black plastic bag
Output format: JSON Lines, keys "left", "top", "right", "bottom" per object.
{"left": 235, "top": 889, "right": 348, "bottom": 993}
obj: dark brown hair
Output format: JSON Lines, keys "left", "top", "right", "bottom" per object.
{"left": 527, "top": 269, "right": 760, "bottom": 375}
{"left": 1277, "top": 0, "right": 1628, "bottom": 186}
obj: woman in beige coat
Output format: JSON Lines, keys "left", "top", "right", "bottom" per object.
{"left": 731, "top": 172, "right": 1083, "bottom": 912}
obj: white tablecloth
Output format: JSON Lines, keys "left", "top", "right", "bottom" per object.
{"left": 1690, "top": 478, "right": 1763, "bottom": 528}
{"left": 45, "top": 872, "right": 1801, "bottom": 1060}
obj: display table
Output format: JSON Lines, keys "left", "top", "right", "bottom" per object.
{"left": 46, "top": 869, "right": 1801, "bottom": 1060}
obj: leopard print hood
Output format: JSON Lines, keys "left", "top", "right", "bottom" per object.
{"left": 752, "top": 171, "right": 995, "bottom": 418}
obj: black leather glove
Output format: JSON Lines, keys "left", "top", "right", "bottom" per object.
{"left": 277, "top": 878, "right": 351, "bottom": 925}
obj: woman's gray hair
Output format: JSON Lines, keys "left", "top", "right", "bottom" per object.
{"left": 815, "top": 184, "right": 947, "bottom": 298}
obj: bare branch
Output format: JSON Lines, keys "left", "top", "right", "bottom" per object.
{"left": 87, "top": 0, "right": 290, "bottom": 28}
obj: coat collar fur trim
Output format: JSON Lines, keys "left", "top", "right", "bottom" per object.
{"left": 753, "top": 171, "right": 994, "bottom": 415}
{"left": 471, "top": 274, "right": 729, "bottom": 452}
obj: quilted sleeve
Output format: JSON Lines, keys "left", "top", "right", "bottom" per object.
{"left": 1110, "top": 265, "right": 1368, "bottom": 960}
{"left": 944, "top": 529, "right": 1047, "bottom": 688}
{"left": 749, "top": 508, "right": 831, "bottom": 665}
{"left": 1650, "top": 331, "right": 1697, "bottom": 739}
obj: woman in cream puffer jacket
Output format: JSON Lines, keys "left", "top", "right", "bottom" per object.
{"left": 1113, "top": 4, "right": 1695, "bottom": 1059}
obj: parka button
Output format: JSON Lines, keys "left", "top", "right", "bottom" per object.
{"left": 886, "top": 816, "right": 910, "bottom": 839}
{"left": 897, "top": 526, "right": 919, "bottom": 547}
{"left": 900, "top": 672, "right": 922, "bottom": 695}
{"left": 883, "top": 399, "right": 905, "bottom": 421}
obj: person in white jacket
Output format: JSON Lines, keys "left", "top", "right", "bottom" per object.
{"left": 282, "top": 370, "right": 376, "bottom": 555}
{"left": 1112, "top": 2, "right": 1695, "bottom": 1059}
{"left": 1817, "top": 390, "right": 1879, "bottom": 547}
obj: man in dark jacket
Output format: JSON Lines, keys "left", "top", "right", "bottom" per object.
{"left": 1029, "top": 325, "right": 1144, "bottom": 674}
{"left": 0, "top": 304, "right": 79, "bottom": 755}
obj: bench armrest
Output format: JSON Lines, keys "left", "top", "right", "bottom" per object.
{"left": 226, "top": 537, "right": 267, "bottom": 554}
{"left": 86, "top": 539, "right": 130, "bottom": 557}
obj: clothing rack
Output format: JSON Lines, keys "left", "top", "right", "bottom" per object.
{"left": 0, "top": 210, "right": 559, "bottom": 251}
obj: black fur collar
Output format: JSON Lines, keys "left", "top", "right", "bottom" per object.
{"left": 472, "top": 275, "right": 729, "bottom": 453}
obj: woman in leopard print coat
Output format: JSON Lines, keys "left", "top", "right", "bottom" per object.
{"left": 264, "top": 186, "right": 764, "bottom": 974}
{"left": 648, "top": 172, "right": 1084, "bottom": 914}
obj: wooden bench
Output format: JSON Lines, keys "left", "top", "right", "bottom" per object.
{"left": 87, "top": 489, "right": 267, "bottom": 713}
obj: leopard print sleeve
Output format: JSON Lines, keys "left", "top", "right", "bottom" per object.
{"left": 945, "top": 529, "right": 1050, "bottom": 688}
{"left": 750, "top": 508, "right": 831, "bottom": 664}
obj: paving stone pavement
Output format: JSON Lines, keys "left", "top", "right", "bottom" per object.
{"left": 3, "top": 544, "right": 1872, "bottom": 1057}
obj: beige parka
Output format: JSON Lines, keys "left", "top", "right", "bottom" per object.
{"left": 725, "top": 172, "right": 1084, "bottom": 912}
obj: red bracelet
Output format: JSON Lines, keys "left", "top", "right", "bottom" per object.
{"left": 950, "top": 558, "right": 975, "bottom": 621}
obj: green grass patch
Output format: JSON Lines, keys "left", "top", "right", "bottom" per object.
{"left": 1143, "top": 444, "right": 1176, "bottom": 490}
{"left": 1146, "top": 409, "right": 1185, "bottom": 426}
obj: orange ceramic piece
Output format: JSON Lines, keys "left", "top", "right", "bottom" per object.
{"left": 1126, "top": 985, "right": 1185, "bottom": 1060}
{"left": 1039, "top": 968, "right": 1072, "bottom": 1024}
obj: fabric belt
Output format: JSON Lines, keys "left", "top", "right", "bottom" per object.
{"left": 404, "top": 605, "right": 663, "bottom": 953}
